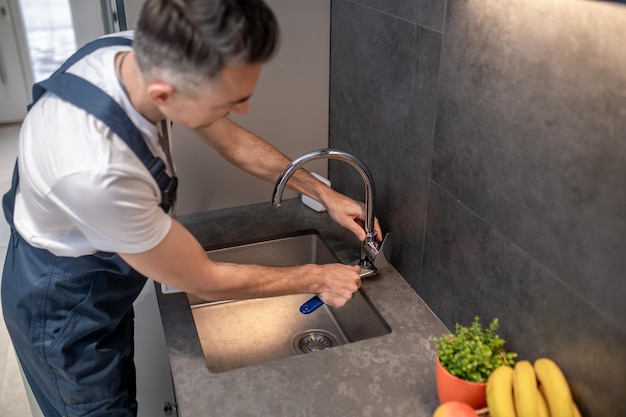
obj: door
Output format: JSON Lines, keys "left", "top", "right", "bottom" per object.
{"left": 0, "top": 0, "right": 30, "bottom": 124}
{"left": 0, "top": 0, "right": 116, "bottom": 124}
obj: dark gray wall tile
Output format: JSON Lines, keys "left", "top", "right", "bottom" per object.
{"left": 345, "top": 0, "right": 447, "bottom": 32}
{"left": 329, "top": 0, "right": 626, "bottom": 415}
{"left": 329, "top": 0, "right": 441, "bottom": 288}
{"left": 421, "top": 182, "right": 626, "bottom": 417}
{"left": 432, "top": 0, "right": 626, "bottom": 330}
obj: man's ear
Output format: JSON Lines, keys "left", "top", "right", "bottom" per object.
{"left": 147, "top": 80, "right": 176, "bottom": 106}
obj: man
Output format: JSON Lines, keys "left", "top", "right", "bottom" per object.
{"left": 2, "top": 0, "right": 382, "bottom": 415}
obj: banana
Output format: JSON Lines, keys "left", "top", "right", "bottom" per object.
{"left": 534, "top": 358, "right": 574, "bottom": 417}
{"left": 537, "top": 387, "right": 550, "bottom": 417}
{"left": 513, "top": 360, "right": 539, "bottom": 417}
{"left": 487, "top": 365, "right": 517, "bottom": 417}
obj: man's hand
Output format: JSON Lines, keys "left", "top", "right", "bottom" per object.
{"left": 316, "top": 264, "right": 361, "bottom": 307}
{"left": 321, "top": 188, "right": 383, "bottom": 242}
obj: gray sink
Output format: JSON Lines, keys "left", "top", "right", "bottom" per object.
{"left": 187, "top": 231, "right": 392, "bottom": 373}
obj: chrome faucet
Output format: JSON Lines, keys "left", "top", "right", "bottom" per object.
{"left": 272, "top": 148, "right": 393, "bottom": 279}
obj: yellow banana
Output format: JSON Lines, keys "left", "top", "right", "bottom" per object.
{"left": 537, "top": 387, "right": 550, "bottom": 417}
{"left": 513, "top": 360, "right": 539, "bottom": 417}
{"left": 487, "top": 365, "right": 517, "bottom": 417}
{"left": 534, "top": 358, "right": 574, "bottom": 417}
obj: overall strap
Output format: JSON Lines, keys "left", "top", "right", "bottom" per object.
{"left": 30, "top": 37, "right": 133, "bottom": 110}
{"left": 2, "top": 161, "right": 20, "bottom": 227}
{"left": 26, "top": 36, "right": 177, "bottom": 213}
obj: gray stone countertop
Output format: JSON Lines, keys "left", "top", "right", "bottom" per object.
{"left": 155, "top": 198, "right": 449, "bottom": 417}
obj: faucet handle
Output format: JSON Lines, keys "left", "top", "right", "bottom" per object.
{"left": 373, "top": 233, "right": 394, "bottom": 269}
{"left": 362, "top": 232, "right": 394, "bottom": 271}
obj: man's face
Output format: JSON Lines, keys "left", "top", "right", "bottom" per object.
{"left": 157, "top": 63, "right": 262, "bottom": 129}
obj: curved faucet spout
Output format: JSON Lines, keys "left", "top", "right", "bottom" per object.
{"left": 274, "top": 149, "right": 394, "bottom": 315}
{"left": 272, "top": 149, "right": 376, "bottom": 239}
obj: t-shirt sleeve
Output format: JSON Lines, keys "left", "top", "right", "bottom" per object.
{"left": 47, "top": 167, "right": 171, "bottom": 254}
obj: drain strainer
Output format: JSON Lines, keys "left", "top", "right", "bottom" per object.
{"left": 293, "top": 329, "right": 339, "bottom": 354}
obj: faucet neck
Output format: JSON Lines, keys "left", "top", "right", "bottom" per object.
{"left": 272, "top": 149, "right": 376, "bottom": 236}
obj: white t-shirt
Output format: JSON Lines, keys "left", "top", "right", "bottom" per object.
{"left": 13, "top": 32, "right": 173, "bottom": 257}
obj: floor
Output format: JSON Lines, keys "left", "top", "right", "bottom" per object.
{"left": 0, "top": 122, "right": 34, "bottom": 416}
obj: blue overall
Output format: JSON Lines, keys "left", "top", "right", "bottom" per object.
{"left": 1, "top": 37, "right": 177, "bottom": 416}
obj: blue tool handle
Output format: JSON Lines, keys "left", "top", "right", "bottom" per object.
{"left": 300, "top": 296, "right": 324, "bottom": 314}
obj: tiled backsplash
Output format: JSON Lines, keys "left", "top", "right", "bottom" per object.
{"left": 329, "top": 1, "right": 626, "bottom": 416}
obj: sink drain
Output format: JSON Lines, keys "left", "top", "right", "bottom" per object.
{"left": 293, "top": 330, "right": 339, "bottom": 354}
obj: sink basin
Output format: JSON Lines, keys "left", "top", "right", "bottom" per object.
{"left": 187, "top": 231, "right": 391, "bottom": 373}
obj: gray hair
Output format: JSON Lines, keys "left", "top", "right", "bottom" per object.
{"left": 133, "top": 0, "right": 279, "bottom": 95}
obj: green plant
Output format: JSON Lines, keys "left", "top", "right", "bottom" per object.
{"left": 433, "top": 316, "right": 517, "bottom": 383}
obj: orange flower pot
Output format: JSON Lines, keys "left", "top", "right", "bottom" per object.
{"left": 436, "top": 357, "right": 487, "bottom": 409}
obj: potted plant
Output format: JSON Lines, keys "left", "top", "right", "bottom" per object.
{"left": 433, "top": 316, "right": 517, "bottom": 410}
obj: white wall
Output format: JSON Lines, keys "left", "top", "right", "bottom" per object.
{"left": 69, "top": 0, "right": 105, "bottom": 47}
{"left": 123, "top": 0, "right": 141, "bottom": 28}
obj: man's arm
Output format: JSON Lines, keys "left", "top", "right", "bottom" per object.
{"left": 195, "top": 117, "right": 382, "bottom": 241}
{"left": 119, "top": 219, "right": 361, "bottom": 307}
